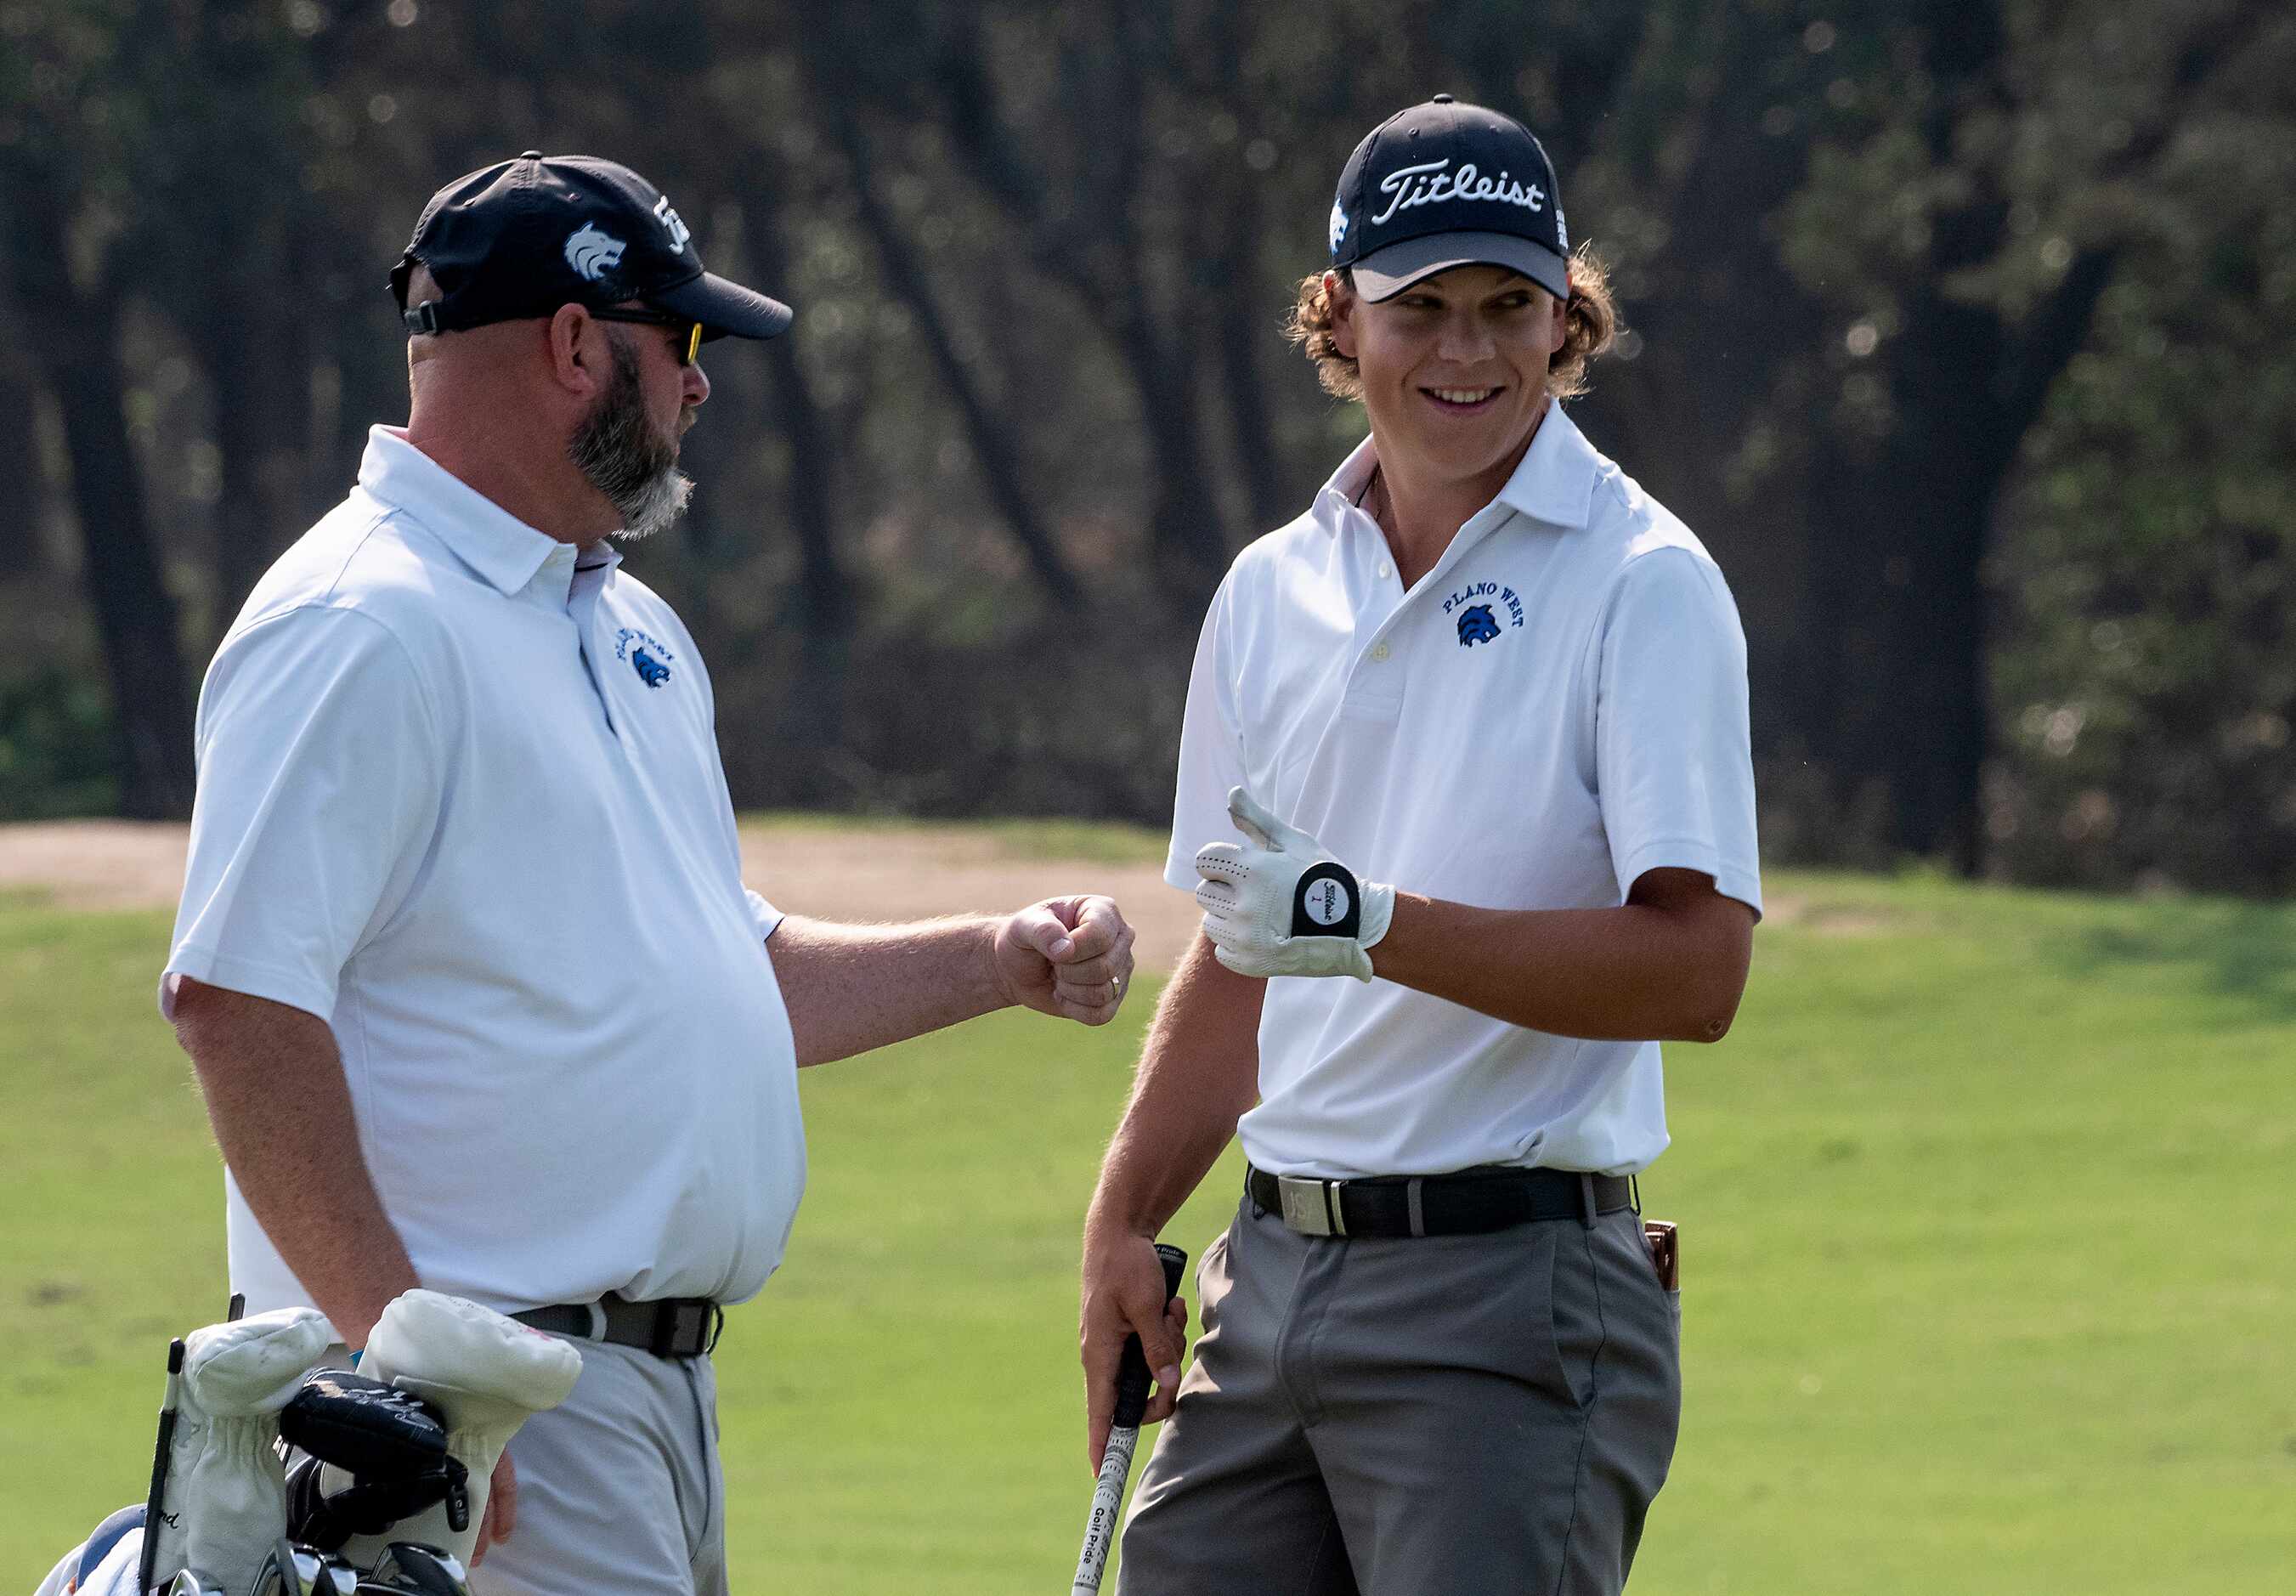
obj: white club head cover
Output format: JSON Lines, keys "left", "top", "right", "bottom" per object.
{"left": 336, "top": 1290, "right": 582, "bottom": 1568}
{"left": 141, "top": 1307, "right": 333, "bottom": 1595}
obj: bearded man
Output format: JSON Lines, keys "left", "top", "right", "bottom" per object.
{"left": 162, "top": 153, "right": 1138, "bottom": 1594}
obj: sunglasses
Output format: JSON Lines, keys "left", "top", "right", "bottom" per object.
{"left": 590, "top": 306, "right": 704, "bottom": 365}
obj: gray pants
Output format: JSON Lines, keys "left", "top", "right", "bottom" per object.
{"left": 1117, "top": 1197, "right": 1680, "bottom": 1595}
{"left": 475, "top": 1338, "right": 727, "bottom": 1596}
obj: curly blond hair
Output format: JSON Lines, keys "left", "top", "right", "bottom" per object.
{"left": 1284, "top": 247, "right": 1621, "bottom": 401}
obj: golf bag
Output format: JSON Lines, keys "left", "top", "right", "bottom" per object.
{"left": 33, "top": 1291, "right": 581, "bottom": 1596}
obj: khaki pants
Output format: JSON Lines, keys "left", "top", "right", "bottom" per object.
{"left": 474, "top": 1338, "right": 727, "bottom": 1596}
{"left": 1117, "top": 1197, "right": 1680, "bottom": 1595}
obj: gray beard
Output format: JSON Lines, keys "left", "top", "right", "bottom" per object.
{"left": 568, "top": 333, "right": 693, "bottom": 541}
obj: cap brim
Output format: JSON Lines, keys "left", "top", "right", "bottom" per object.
{"left": 653, "top": 270, "right": 794, "bottom": 341}
{"left": 1351, "top": 232, "right": 1569, "bottom": 302}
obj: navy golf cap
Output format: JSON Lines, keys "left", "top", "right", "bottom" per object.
{"left": 390, "top": 151, "right": 793, "bottom": 342}
{"left": 1328, "top": 96, "right": 1570, "bottom": 303}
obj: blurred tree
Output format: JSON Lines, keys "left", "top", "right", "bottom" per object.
{"left": 1988, "top": 9, "right": 2296, "bottom": 889}
{"left": 823, "top": 0, "right": 1238, "bottom": 608}
{"left": 2, "top": 0, "right": 2292, "bottom": 885}
{"left": 1767, "top": 0, "right": 2278, "bottom": 869}
{"left": 0, "top": 0, "right": 195, "bottom": 818}
{"left": 134, "top": 0, "right": 329, "bottom": 634}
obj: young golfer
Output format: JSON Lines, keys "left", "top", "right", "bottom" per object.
{"left": 1080, "top": 96, "right": 1762, "bottom": 1593}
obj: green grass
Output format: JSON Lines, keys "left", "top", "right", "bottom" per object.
{"left": 3, "top": 868, "right": 2293, "bottom": 1592}
{"left": 739, "top": 811, "right": 1171, "bottom": 866}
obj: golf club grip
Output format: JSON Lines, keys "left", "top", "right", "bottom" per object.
{"left": 1110, "top": 1245, "right": 1189, "bottom": 1429}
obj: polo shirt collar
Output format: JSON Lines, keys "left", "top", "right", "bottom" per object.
{"left": 1495, "top": 403, "right": 1602, "bottom": 529}
{"left": 1312, "top": 437, "right": 1383, "bottom": 531}
{"left": 358, "top": 426, "right": 577, "bottom": 597}
{"left": 1309, "top": 404, "right": 1603, "bottom": 538}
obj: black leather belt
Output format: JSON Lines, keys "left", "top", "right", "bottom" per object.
{"left": 1247, "top": 1163, "right": 1634, "bottom": 1238}
{"left": 511, "top": 1293, "right": 723, "bottom": 1358}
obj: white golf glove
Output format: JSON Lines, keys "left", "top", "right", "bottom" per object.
{"left": 336, "top": 1289, "right": 582, "bottom": 1569}
{"left": 1194, "top": 787, "right": 1394, "bottom": 981}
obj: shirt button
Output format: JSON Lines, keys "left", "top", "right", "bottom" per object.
{"left": 1377, "top": 561, "right": 1393, "bottom": 580}
{"left": 1371, "top": 641, "right": 1392, "bottom": 662}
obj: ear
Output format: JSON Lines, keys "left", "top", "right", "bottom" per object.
{"left": 1326, "top": 270, "right": 1360, "bottom": 360}
{"left": 1541, "top": 280, "right": 1569, "bottom": 358}
{"left": 546, "top": 303, "right": 608, "bottom": 398}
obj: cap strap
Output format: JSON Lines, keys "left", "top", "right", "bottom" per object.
{"left": 404, "top": 303, "right": 444, "bottom": 335}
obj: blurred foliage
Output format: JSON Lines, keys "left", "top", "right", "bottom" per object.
{"left": 1991, "top": 95, "right": 2296, "bottom": 888}
{"left": 0, "top": 0, "right": 2290, "bottom": 887}
{"left": 0, "top": 666, "right": 117, "bottom": 820}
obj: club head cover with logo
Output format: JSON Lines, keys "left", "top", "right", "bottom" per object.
{"left": 1193, "top": 786, "right": 1395, "bottom": 981}
{"left": 335, "top": 1290, "right": 581, "bottom": 1568}
{"left": 143, "top": 1307, "right": 333, "bottom": 1595}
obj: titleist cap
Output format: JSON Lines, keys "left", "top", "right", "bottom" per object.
{"left": 1328, "top": 95, "right": 1569, "bottom": 302}
{"left": 390, "top": 151, "right": 792, "bottom": 341}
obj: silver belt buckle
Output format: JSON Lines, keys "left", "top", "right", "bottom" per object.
{"left": 1275, "top": 1175, "right": 1346, "bottom": 1237}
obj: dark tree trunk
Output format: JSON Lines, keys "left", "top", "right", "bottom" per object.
{"left": 1809, "top": 293, "right": 2005, "bottom": 871}
{"left": 694, "top": 175, "right": 857, "bottom": 807}
{"left": 909, "top": 3, "right": 1234, "bottom": 610}
{"left": 1793, "top": 0, "right": 2237, "bottom": 869}
{"left": 739, "top": 200, "right": 852, "bottom": 642}
{"left": 42, "top": 287, "right": 197, "bottom": 818}
{"left": 1206, "top": 162, "right": 1295, "bottom": 538}
{"left": 0, "top": 354, "right": 54, "bottom": 574}
{"left": 1125, "top": 313, "right": 1230, "bottom": 610}
{"left": 828, "top": 108, "right": 1083, "bottom": 607}
{"left": 3, "top": 153, "right": 195, "bottom": 818}
{"left": 201, "top": 278, "right": 313, "bottom": 633}
{"left": 1215, "top": 286, "right": 1294, "bottom": 538}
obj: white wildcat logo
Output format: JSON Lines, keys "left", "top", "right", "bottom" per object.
{"left": 564, "top": 223, "right": 626, "bottom": 281}
{"left": 1329, "top": 199, "right": 1350, "bottom": 252}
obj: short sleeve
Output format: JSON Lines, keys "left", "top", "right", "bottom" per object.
{"left": 746, "top": 888, "right": 785, "bottom": 942}
{"left": 1164, "top": 572, "right": 1249, "bottom": 891}
{"left": 162, "top": 606, "right": 444, "bottom": 1022}
{"left": 1594, "top": 549, "right": 1762, "bottom": 916}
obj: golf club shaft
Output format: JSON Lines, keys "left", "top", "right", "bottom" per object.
{"left": 1069, "top": 1243, "right": 1186, "bottom": 1595}
{"left": 137, "top": 1338, "right": 187, "bottom": 1594}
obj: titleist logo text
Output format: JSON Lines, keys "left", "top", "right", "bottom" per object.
{"left": 1371, "top": 159, "right": 1546, "bottom": 227}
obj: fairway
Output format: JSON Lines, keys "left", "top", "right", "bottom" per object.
{"left": 2, "top": 865, "right": 2291, "bottom": 1593}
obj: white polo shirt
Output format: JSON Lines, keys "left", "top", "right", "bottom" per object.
{"left": 164, "top": 426, "right": 806, "bottom": 1317}
{"left": 1167, "top": 405, "right": 1760, "bottom": 1179}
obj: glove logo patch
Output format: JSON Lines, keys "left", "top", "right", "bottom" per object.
{"left": 1291, "top": 862, "right": 1363, "bottom": 940}
{"left": 1302, "top": 876, "right": 1349, "bottom": 926}
{"left": 1443, "top": 578, "right": 1524, "bottom": 647}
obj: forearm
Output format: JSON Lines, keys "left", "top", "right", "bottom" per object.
{"left": 172, "top": 979, "right": 417, "bottom": 1348}
{"left": 772, "top": 914, "right": 1007, "bottom": 1067}
{"left": 1087, "top": 936, "right": 1263, "bottom": 1240}
{"left": 1368, "top": 874, "right": 1754, "bottom": 1042}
